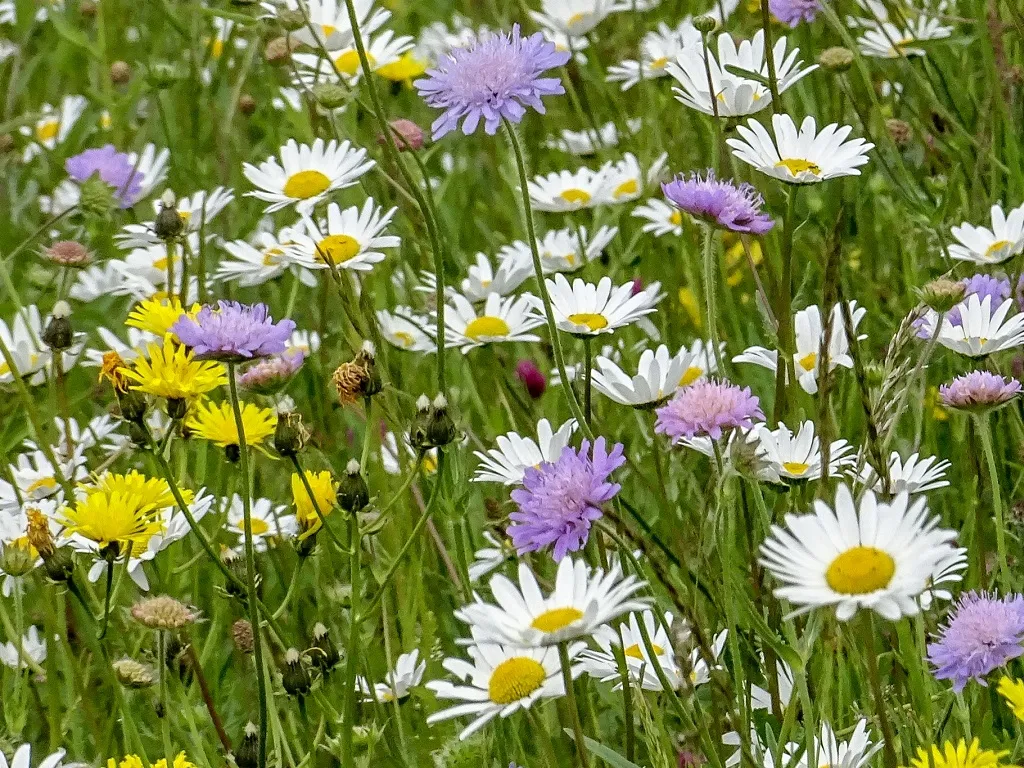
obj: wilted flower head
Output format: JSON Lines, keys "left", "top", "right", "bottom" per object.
{"left": 237, "top": 349, "right": 305, "bottom": 395}
{"left": 43, "top": 239, "right": 91, "bottom": 267}
{"left": 509, "top": 437, "right": 625, "bottom": 560}
{"left": 171, "top": 301, "right": 296, "bottom": 362}
{"left": 655, "top": 379, "right": 764, "bottom": 441}
{"left": 65, "top": 144, "right": 143, "bottom": 207}
{"left": 661, "top": 171, "right": 774, "bottom": 234}
{"left": 131, "top": 595, "right": 200, "bottom": 630}
{"left": 938, "top": 371, "right": 1021, "bottom": 412}
{"left": 769, "top": 0, "right": 822, "bottom": 26}
{"left": 927, "top": 591, "right": 1024, "bottom": 692}
{"left": 113, "top": 657, "right": 155, "bottom": 688}
{"left": 414, "top": 24, "right": 570, "bottom": 139}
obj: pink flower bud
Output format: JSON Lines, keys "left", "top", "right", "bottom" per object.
{"left": 515, "top": 359, "right": 546, "bottom": 399}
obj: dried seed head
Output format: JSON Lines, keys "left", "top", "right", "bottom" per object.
{"left": 110, "top": 60, "right": 132, "bottom": 84}
{"left": 264, "top": 36, "right": 293, "bottom": 64}
{"left": 818, "top": 46, "right": 854, "bottom": 72}
{"left": 113, "top": 657, "right": 155, "bottom": 688}
{"left": 274, "top": 409, "right": 309, "bottom": 457}
{"left": 919, "top": 278, "right": 967, "bottom": 313}
{"left": 43, "top": 240, "right": 92, "bottom": 267}
{"left": 239, "top": 94, "right": 257, "bottom": 116}
{"left": 232, "top": 619, "right": 254, "bottom": 654}
{"left": 26, "top": 507, "right": 57, "bottom": 559}
{"left": 131, "top": 595, "right": 199, "bottom": 630}
{"left": 886, "top": 118, "right": 913, "bottom": 147}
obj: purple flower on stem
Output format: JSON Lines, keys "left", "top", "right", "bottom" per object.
{"left": 237, "top": 348, "right": 306, "bottom": 395}
{"left": 171, "top": 301, "right": 296, "bottom": 362}
{"left": 509, "top": 437, "right": 625, "bottom": 561}
{"left": 662, "top": 171, "right": 774, "bottom": 235}
{"left": 768, "top": 0, "right": 822, "bottom": 27}
{"left": 65, "top": 145, "right": 143, "bottom": 207}
{"left": 414, "top": 24, "right": 570, "bottom": 139}
{"left": 655, "top": 379, "right": 764, "bottom": 441}
{"left": 927, "top": 591, "right": 1024, "bottom": 692}
{"left": 938, "top": 370, "right": 1021, "bottom": 412}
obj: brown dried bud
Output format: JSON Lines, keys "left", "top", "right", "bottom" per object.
{"left": 113, "top": 657, "right": 155, "bottom": 688}
{"left": 332, "top": 342, "right": 381, "bottom": 405}
{"left": 379, "top": 119, "right": 424, "bottom": 152}
{"left": 232, "top": 619, "right": 255, "bottom": 654}
{"left": 0, "top": 134, "right": 14, "bottom": 154}
{"left": 43, "top": 240, "right": 92, "bottom": 267}
{"left": 79, "top": 0, "right": 97, "bottom": 16}
{"left": 110, "top": 61, "right": 132, "bottom": 84}
{"left": 26, "top": 508, "right": 57, "bottom": 559}
{"left": 886, "top": 118, "right": 912, "bottom": 147}
{"left": 239, "top": 94, "right": 257, "bottom": 116}
{"left": 131, "top": 595, "right": 199, "bottom": 630}
{"left": 265, "top": 36, "right": 292, "bottom": 65}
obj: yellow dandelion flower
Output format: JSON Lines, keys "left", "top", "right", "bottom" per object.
{"left": 109, "top": 753, "right": 196, "bottom": 768}
{"left": 999, "top": 676, "right": 1024, "bottom": 721}
{"left": 291, "top": 471, "right": 338, "bottom": 539}
{"left": 377, "top": 51, "right": 429, "bottom": 84}
{"left": 904, "top": 739, "right": 1019, "bottom": 768}
{"left": 125, "top": 297, "right": 199, "bottom": 338}
{"left": 60, "top": 471, "right": 192, "bottom": 552}
{"left": 186, "top": 400, "right": 277, "bottom": 454}
{"left": 121, "top": 336, "right": 227, "bottom": 402}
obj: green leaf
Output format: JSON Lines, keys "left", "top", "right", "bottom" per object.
{"left": 48, "top": 11, "right": 101, "bottom": 57}
{"left": 723, "top": 64, "right": 772, "bottom": 88}
{"left": 561, "top": 731, "right": 646, "bottom": 768}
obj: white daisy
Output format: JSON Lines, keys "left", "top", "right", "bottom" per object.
{"left": 116, "top": 187, "right": 233, "bottom": 250}
{"left": 529, "top": 0, "right": 616, "bottom": 37}
{"left": 545, "top": 119, "right": 642, "bottom": 155}
{"left": 289, "top": 329, "right": 321, "bottom": 355}
{"left": 38, "top": 180, "right": 80, "bottom": 216}
{"left": 286, "top": 199, "right": 399, "bottom": 272}
{"left": 426, "top": 626, "right": 583, "bottom": 740}
{"left": 377, "top": 306, "right": 436, "bottom": 353}
{"left": 750, "top": 656, "right": 795, "bottom": 710}
{"left": 111, "top": 233, "right": 202, "bottom": 297}
{"left": 632, "top": 198, "right": 684, "bottom": 237}
{"left": 243, "top": 138, "right": 375, "bottom": 214}
{"left": 445, "top": 293, "right": 543, "bottom": 352}
{"left": 499, "top": 225, "right": 619, "bottom": 274}
{"left": 851, "top": 2, "right": 953, "bottom": 59}
{"left": 0, "top": 743, "right": 64, "bottom": 768}
{"left": 456, "top": 557, "right": 650, "bottom": 647}
{"left": 82, "top": 327, "right": 150, "bottom": 368}
{"left": 69, "top": 262, "right": 126, "bottom": 303}
{"left": 20, "top": 95, "right": 87, "bottom": 161}
{"left": 858, "top": 452, "right": 951, "bottom": 494}
{"left": 733, "top": 302, "right": 867, "bottom": 395}
{"left": 580, "top": 609, "right": 681, "bottom": 691}
{"left": 216, "top": 225, "right": 317, "bottom": 288}
{"left": 381, "top": 430, "right": 439, "bottom": 475}
{"left": 543, "top": 274, "right": 663, "bottom": 336}
{"left": 469, "top": 531, "right": 515, "bottom": 582}
{"left": 0, "top": 626, "right": 46, "bottom": 669}
{"left": 592, "top": 344, "right": 688, "bottom": 407}
{"left": 274, "top": 0, "right": 390, "bottom": 51}
{"left": 799, "top": 720, "right": 883, "bottom": 768}
{"left": 688, "top": 628, "right": 729, "bottom": 687}
{"left": 126, "top": 144, "right": 172, "bottom": 202}
{"left": 675, "top": 338, "right": 724, "bottom": 384}
{"left": 608, "top": 21, "right": 700, "bottom": 90}
{"left": 601, "top": 152, "right": 668, "bottom": 203}
{"left": 460, "top": 253, "right": 534, "bottom": 301}
{"left": 527, "top": 167, "right": 614, "bottom": 212}
{"left": 666, "top": 31, "right": 816, "bottom": 117}
{"left": 918, "top": 295, "right": 1024, "bottom": 357}
{"left": 225, "top": 494, "right": 297, "bottom": 552}
{"left": 357, "top": 649, "right": 426, "bottom": 702}
{"left": 759, "top": 483, "right": 966, "bottom": 620}
{"left": 948, "top": 203, "right": 1024, "bottom": 264}
{"left": 473, "top": 417, "right": 577, "bottom": 485}
{"left": 291, "top": 30, "right": 414, "bottom": 86}
{"left": 754, "top": 421, "right": 855, "bottom": 484}
{"left": 728, "top": 114, "right": 874, "bottom": 184}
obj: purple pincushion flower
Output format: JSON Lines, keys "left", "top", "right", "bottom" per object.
{"left": 655, "top": 379, "right": 764, "bottom": 441}
{"left": 237, "top": 348, "right": 306, "bottom": 395}
{"left": 65, "top": 145, "right": 143, "bottom": 207}
{"left": 414, "top": 24, "right": 570, "bottom": 139}
{"left": 171, "top": 301, "right": 296, "bottom": 362}
{"left": 938, "top": 370, "right": 1021, "bottom": 411}
{"left": 662, "top": 171, "right": 774, "bottom": 235}
{"left": 509, "top": 437, "right": 625, "bottom": 561}
{"left": 768, "top": 0, "right": 822, "bottom": 26}
{"left": 927, "top": 591, "right": 1024, "bottom": 692}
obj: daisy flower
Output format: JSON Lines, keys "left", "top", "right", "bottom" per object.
{"left": 666, "top": 31, "right": 816, "bottom": 117}
{"left": 20, "top": 95, "right": 87, "bottom": 161}
{"left": 759, "top": 483, "right": 966, "bottom": 620}
{"left": 608, "top": 21, "right": 699, "bottom": 90}
{"left": 499, "top": 225, "right": 618, "bottom": 274}
{"left": 185, "top": 400, "right": 277, "bottom": 456}
{"left": 602, "top": 152, "right": 668, "bottom": 203}
{"left": 0, "top": 743, "right": 64, "bottom": 768}
{"left": 291, "top": 29, "right": 414, "bottom": 86}
{"left": 377, "top": 306, "right": 436, "bottom": 353}
{"left": 445, "top": 293, "right": 543, "bottom": 351}
{"left": 473, "top": 418, "right": 577, "bottom": 485}
{"left": 457, "top": 557, "right": 649, "bottom": 647}
{"left": 426, "top": 626, "right": 584, "bottom": 740}
{"left": 543, "top": 274, "right": 663, "bottom": 336}
{"left": 414, "top": 24, "right": 569, "bottom": 138}
{"left": 224, "top": 495, "right": 297, "bottom": 552}
{"left": 948, "top": 203, "right": 1024, "bottom": 264}
{"left": 754, "top": 421, "right": 855, "bottom": 483}
{"left": 854, "top": 3, "right": 953, "bottom": 59}
{"left": 286, "top": 199, "right": 400, "bottom": 272}
{"left": 0, "top": 306, "right": 52, "bottom": 386}
{"left": 357, "top": 650, "right": 426, "bottom": 702}
{"left": 802, "top": 721, "right": 882, "bottom": 768}
{"left": 277, "top": 0, "right": 390, "bottom": 51}
{"left": 728, "top": 114, "right": 874, "bottom": 184}
{"left": 632, "top": 198, "right": 684, "bottom": 237}
{"left": 919, "top": 295, "right": 1024, "bottom": 357}
{"left": 655, "top": 379, "right": 763, "bottom": 441}
{"left": 527, "top": 167, "right": 614, "bottom": 212}
{"left": 858, "top": 452, "right": 951, "bottom": 494}
{"left": 0, "top": 626, "right": 47, "bottom": 669}
{"left": 529, "top": 0, "right": 616, "bottom": 38}
{"left": 381, "top": 430, "right": 439, "bottom": 475}
{"left": 546, "top": 119, "right": 641, "bottom": 155}
{"left": 676, "top": 338, "right": 725, "bottom": 384}
{"left": 592, "top": 344, "right": 689, "bottom": 407}
{"left": 0, "top": 450, "right": 86, "bottom": 512}
{"left": 216, "top": 225, "right": 316, "bottom": 288}
{"left": 242, "top": 138, "right": 374, "bottom": 214}
{"left": 580, "top": 610, "right": 681, "bottom": 690}
{"left": 469, "top": 531, "right": 515, "bottom": 581}
{"left": 457, "top": 253, "right": 534, "bottom": 301}
{"left": 117, "top": 187, "right": 234, "bottom": 250}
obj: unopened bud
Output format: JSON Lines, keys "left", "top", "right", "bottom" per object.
{"left": 515, "top": 360, "right": 546, "bottom": 399}
{"left": 110, "top": 60, "right": 131, "bottom": 84}
{"left": 264, "top": 36, "right": 292, "bottom": 64}
{"left": 277, "top": 8, "right": 307, "bottom": 30}
{"left": 693, "top": 15, "right": 717, "bottom": 33}
{"left": 425, "top": 393, "right": 456, "bottom": 447}
{"left": 154, "top": 193, "right": 185, "bottom": 241}
{"left": 0, "top": 539, "right": 35, "bottom": 578}
{"left": 281, "top": 648, "right": 312, "bottom": 696}
{"left": 232, "top": 619, "right": 255, "bottom": 654}
{"left": 919, "top": 278, "right": 967, "bottom": 313}
{"left": 886, "top": 118, "right": 912, "bottom": 147}
{"left": 239, "top": 94, "right": 257, "bottom": 116}
{"left": 113, "top": 658, "right": 155, "bottom": 688}
{"left": 863, "top": 361, "right": 886, "bottom": 388}
{"left": 0, "top": 134, "right": 14, "bottom": 154}
{"left": 818, "top": 46, "right": 854, "bottom": 72}
{"left": 42, "top": 302, "right": 73, "bottom": 351}
{"left": 79, "top": 175, "right": 115, "bottom": 217}
{"left": 380, "top": 119, "right": 424, "bottom": 151}
{"left": 131, "top": 595, "right": 199, "bottom": 630}
{"left": 147, "top": 62, "right": 181, "bottom": 89}
{"left": 310, "top": 622, "right": 340, "bottom": 671}
{"left": 236, "top": 722, "right": 259, "bottom": 768}
{"left": 311, "top": 83, "right": 348, "bottom": 111}
{"left": 79, "top": 0, "right": 97, "bottom": 16}
{"left": 274, "top": 409, "right": 308, "bottom": 457}
{"left": 336, "top": 459, "right": 369, "bottom": 513}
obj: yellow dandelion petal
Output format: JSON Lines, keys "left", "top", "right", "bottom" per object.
{"left": 291, "top": 471, "right": 338, "bottom": 539}
{"left": 186, "top": 400, "right": 277, "bottom": 450}
{"left": 121, "top": 335, "right": 227, "bottom": 401}
{"left": 903, "top": 739, "right": 1019, "bottom": 768}
{"left": 999, "top": 676, "right": 1024, "bottom": 721}
{"left": 126, "top": 298, "right": 200, "bottom": 338}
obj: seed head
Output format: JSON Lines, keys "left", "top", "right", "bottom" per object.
{"left": 131, "top": 595, "right": 199, "bottom": 630}
{"left": 113, "top": 657, "right": 155, "bottom": 688}
{"left": 43, "top": 240, "right": 91, "bottom": 267}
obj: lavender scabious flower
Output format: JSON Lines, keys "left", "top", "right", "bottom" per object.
{"left": 509, "top": 437, "right": 625, "bottom": 561}
{"left": 237, "top": 348, "right": 306, "bottom": 395}
{"left": 171, "top": 301, "right": 296, "bottom": 362}
{"left": 938, "top": 370, "right": 1021, "bottom": 412}
{"left": 414, "top": 24, "right": 570, "bottom": 139}
{"left": 65, "top": 145, "right": 143, "bottom": 207}
{"left": 927, "top": 591, "right": 1024, "bottom": 692}
{"left": 769, "top": 0, "right": 822, "bottom": 26}
{"left": 661, "top": 171, "right": 774, "bottom": 235}
{"left": 655, "top": 379, "right": 763, "bottom": 441}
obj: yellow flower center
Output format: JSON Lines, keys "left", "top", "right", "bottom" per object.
{"left": 321, "top": 24, "right": 337, "bottom": 37}
{"left": 680, "top": 366, "right": 703, "bottom": 386}
{"left": 567, "top": 312, "right": 608, "bottom": 331}
{"left": 614, "top": 179, "right": 639, "bottom": 199}
{"left": 559, "top": 188, "right": 591, "bottom": 205}
{"left": 36, "top": 120, "right": 60, "bottom": 142}
{"left": 566, "top": 12, "right": 588, "bottom": 28}
{"left": 986, "top": 239, "right": 1013, "bottom": 257}
{"left": 335, "top": 50, "right": 374, "bottom": 76}
{"left": 776, "top": 158, "right": 822, "bottom": 177}
{"left": 421, "top": 453, "right": 438, "bottom": 474}
{"left": 825, "top": 546, "right": 896, "bottom": 595}
{"left": 392, "top": 331, "right": 415, "bottom": 348}
{"left": 488, "top": 657, "right": 547, "bottom": 705}
{"left": 283, "top": 170, "right": 331, "bottom": 200}
{"left": 669, "top": 211, "right": 683, "bottom": 226}
{"left": 782, "top": 461, "right": 810, "bottom": 476}
{"left": 377, "top": 52, "right": 428, "bottom": 82}
{"left": 530, "top": 607, "right": 584, "bottom": 633}
{"left": 262, "top": 248, "right": 285, "bottom": 266}
{"left": 798, "top": 352, "right": 817, "bottom": 372}
{"left": 210, "top": 38, "right": 225, "bottom": 58}
{"left": 100, "top": 112, "right": 112, "bottom": 130}
{"left": 650, "top": 56, "right": 669, "bottom": 70}
{"left": 624, "top": 642, "right": 663, "bottom": 660}
{"left": 26, "top": 477, "right": 58, "bottom": 495}
{"left": 250, "top": 518, "right": 270, "bottom": 535}
{"left": 317, "top": 234, "right": 362, "bottom": 263}
{"left": 465, "top": 316, "right": 511, "bottom": 341}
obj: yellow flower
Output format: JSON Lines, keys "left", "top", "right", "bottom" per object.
{"left": 126, "top": 297, "right": 199, "bottom": 337}
{"left": 904, "top": 739, "right": 1019, "bottom": 768}
{"left": 377, "top": 51, "right": 429, "bottom": 84}
{"left": 291, "top": 471, "right": 338, "bottom": 539}
{"left": 999, "top": 676, "right": 1024, "bottom": 720}
{"left": 109, "top": 753, "right": 196, "bottom": 768}
{"left": 187, "top": 400, "right": 277, "bottom": 452}
{"left": 678, "top": 287, "right": 702, "bottom": 329}
{"left": 121, "top": 336, "right": 227, "bottom": 401}
{"left": 60, "top": 471, "right": 192, "bottom": 552}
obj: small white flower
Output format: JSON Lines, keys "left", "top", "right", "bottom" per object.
{"left": 948, "top": 203, "right": 1024, "bottom": 264}
{"left": 499, "top": 225, "right": 618, "bottom": 274}
{"left": 851, "top": 1, "right": 953, "bottom": 58}
{"left": 579, "top": 610, "right": 681, "bottom": 690}
{"left": 601, "top": 152, "right": 668, "bottom": 203}
{"left": 286, "top": 198, "right": 399, "bottom": 272}
{"left": 217, "top": 225, "right": 317, "bottom": 288}
{"left": 20, "top": 95, "right": 87, "bottom": 160}
{"left": 545, "top": 119, "right": 641, "bottom": 155}
{"left": 377, "top": 306, "right": 436, "bottom": 353}
{"left": 445, "top": 293, "right": 544, "bottom": 351}
{"left": 0, "top": 626, "right": 46, "bottom": 669}
{"left": 116, "top": 187, "right": 233, "bottom": 250}
{"left": 529, "top": 0, "right": 617, "bottom": 37}
{"left": 473, "top": 418, "right": 577, "bottom": 485}
{"left": 858, "top": 452, "right": 951, "bottom": 494}
{"left": 592, "top": 344, "right": 688, "bottom": 407}
{"left": 357, "top": 649, "right": 426, "bottom": 702}
{"left": 528, "top": 166, "right": 614, "bottom": 212}
{"left": 225, "top": 495, "right": 297, "bottom": 551}
{"left": 754, "top": 421, "right": 855, "bottom": 483}
{"left": 632, "top": 198, "right": 684, "bottom": 237}
{"left": 918, "top": 295, "right": 1024, "bottom": 357}
{"left": 608, "top": 21, "right": 699, "bottom": 90}
{"left": 543, "top": 274, "right": 663, "bottom": 336}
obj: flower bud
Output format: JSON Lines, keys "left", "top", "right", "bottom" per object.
{"left": 236, "top": 722, "right": 259, "bottom": 768}
{"left": 336, "top": 459, "right": 369, "bottom": 513}
{"left": 281, "top": 648, "right": 312, "bottom": 696}
{"left": 79, "top": 175, "right": 116, "bottom": 217}
{"left": 154, "top": 191, "right": 185, "bottom": 241}
{"left": 147, "top": 62, "right": 182, "bottom": 89}
{"left": 379, "top": 119, "right": 424, "bottom": 151}
{"left": 310, "top": 622, "right": 340, "bottom": 671}
{"left": 425, "top": 393, "right": 457, "bottom": 447}
{"left": 409, "top": 394, "right": 433, "bottom": 450}
{"left": 273, "top": 408, "right": 309, "bottom": 457}
{"left": 515, "top": 360, "right": 546, "bottom": 399}
{"left": 863, "top": 361, "right": 886, "bottom": 388}
{"left": 79, "top": 0, "right": 97, "bottom": 16}
{"left": 0, "top": 134, "right": 14, "bottom": 154}
{"left": 113, "top": 657, "right": 155, "bottom": 688}
{"left": 264, "top": 36, "right": 292, "bottom": 64}
{"left": 886, "top": 118, "right": 912, "bottom": 147}
{"left": 277, "top": 8, "right": 307, "bottom": 30}
{"left": 919, "top": 278, "right": 967, "bottom": 313}
{"left": 818, "top": 46, "right": 854, "bottom": 72}
{"left": 131, "top": 595, "right": 199, "bottom": 630}
{"left": 42, "top": 302, "right": 73, "bottom": 352}
{"left": 223, "top": 549, "right": 257, "bottom": 598}
{"left": 312, "top": 83, "right": 349, "bottom": 111}
{"left": 693, "top": 15, "right": 717, "bottom": 33}
{"left": 0, "top": 539, "right": 35, "bottom": 578}
{"left": 110, "top": 60, "right": 132, "bottom": 84}
{"left": 43, "top": 240, "right": 91, "bottom": 267}
{"left": 238, "top": 94, "right": 257, "bottom": 116}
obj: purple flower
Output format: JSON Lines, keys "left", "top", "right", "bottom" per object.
{"left": 662, "top": 171, "right": 774, "bottom": 235}
{"left": 237, "top": 348, "right": 306, "bottom": 395}
{"left": 171, "top": 301, "right": 296, "bottom": 362}
{"left": 768, "top": 0, "right": 822, "bottom": 26}
{"left": 65, "top": 145, "right": 143, "bottom": 207}
{"left": 655, "top": 379, "right": 764, "bottom": 441}
{"left": 938, "top": 370, "right": 1021, "bottom": 412}
{"left": 515, "top": 359, "right": 546, "bottom": 399}
{"left": 509, "top": 437, "right": 625, "bottom": 561}
{"left": 414, "top": 24, "right": 570, "bottom": 139}
{"left": 927, "top": 591, "right": 1024, "bottom": 692}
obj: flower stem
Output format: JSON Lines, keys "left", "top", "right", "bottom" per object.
{"left": 858, "top": 613, "right": 898, "bottom": 768}
{"left": 700, "top": 223, "right": 726, "bottom": 377}
{"left": 227, "top": 364, "right": 269, "bottom": 768}
{"left": 558, "top": 642, "right": 590, "bottom": 768}
{"left": 976, "top": 415, "right": 1009, "bottom": 588}
{"left": 772, "top": 189, "right": 797, "bottom": 424}
{"left": 758, "top": 0, "right": 783, "bottom": 112}
{"left": 583, "top": 336, "right": 593, "bottom": 426}
{"left": 341, "top": 511, "right": 362, "bottom": 768}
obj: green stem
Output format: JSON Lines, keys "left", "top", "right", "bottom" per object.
{"left": 976, "top": 416, "right": 1010, "bottom": 588}
{"left": 701, "top": 224, "right": 726, "bottom": 377}
{"left": 558, "top": 642, "right": 590, "bottom": 768}
{"left": 858, "top": 614, "right": 898, "bottom": 768}
{"left": 583, "top": 336, "right": 593, "bottom": 426}
{"left": 341, "top": 513, "right": 362, "bottom": 768}
{"left": 772, "top": 190, "right": 797, "bottom": 424}
{"left": 758, "top": 0, "right": 783, "bottom": 112}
